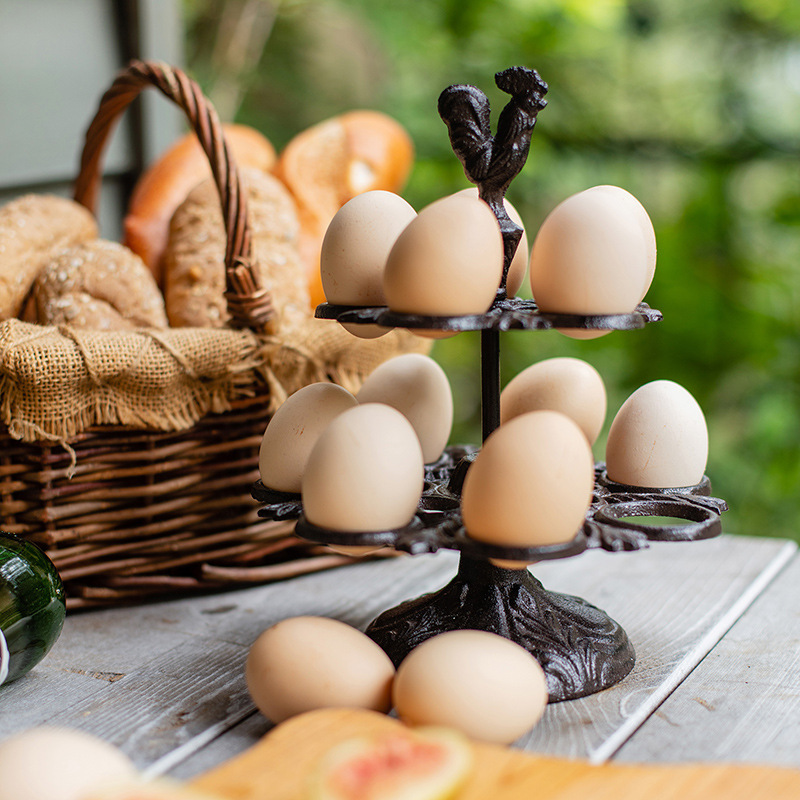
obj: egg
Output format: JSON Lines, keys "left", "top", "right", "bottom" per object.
{"left": 461, "top": 411, "right": 595, "bottom": 550}
{"left": 245, "top": 616, "right": 395, "bottom": 724}
{"left": 605, "top": 379, "right": 709, "bottom": 488}
{"left": 392, "top": 630, "right": 548, "bottom": 744}
{"left": 302, "top": 403, "right": 424, "bottom": 531}
{"left": 529, "top": 185, "right": 653, "bottom": 338}
{"left": 320, "top": 190, "right": 416, "bottom": 339}
{"left": 384, "top": 194, "right": 504, "bottom": 316}
{"left": 500, "top": 357, "right": 606, "bottom": 444}
{"left": 356, "top": 354, "right": 453, "bottom": 463}
{"left": 594, "top": 185, "right": 657, "bottom": 301}
{"left": 321, "top": 190, "right": 417, "bottom": 307}
{"left": 259, "top": 383, "right": 358, "bottom": 493}
{"left": 454, "top": 188, "right": 528, "bottom": 297}
{"left": 0, "top": 727, "right": 138, "bottom": 800}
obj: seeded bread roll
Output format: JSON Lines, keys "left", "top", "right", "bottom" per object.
{"left": 123, "top": 123, "right": 277, "bottom": 287}
{"left": 34, "top": 240, "right": 168, "bottom": 330}
{"left": 164, "top": 168, "right": 309, "bottom": 329}
{"left": 0, "top": 194, "right": 98, "bottom": 319}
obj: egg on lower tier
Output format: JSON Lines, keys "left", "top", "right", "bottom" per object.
{"left": 605, "top": 379, "right": 708, "bottom": 489}
{"left": 461, "top": 410, "right": 595, "bottom": 552}
{"left": 302, "top": 403, "right": 424, "bottom": 532}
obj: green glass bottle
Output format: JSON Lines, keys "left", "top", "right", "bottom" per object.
{"left": 0, "top": 532, "right": 66, "bottom": 686}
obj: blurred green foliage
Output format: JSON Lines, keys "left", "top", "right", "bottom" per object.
{"left": 184, "top": 0, "right": 800, "bottom": 539}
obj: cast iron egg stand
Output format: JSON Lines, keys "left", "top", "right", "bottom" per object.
{"left": 252, "top": 67, "right": 728, "bottom": 702}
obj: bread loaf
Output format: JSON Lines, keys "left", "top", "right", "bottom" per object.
{"left": 34, "top": 240, "right": 168, "bottom": 330}
{"left": 124, "top": 124, "right": 277, "bottom": 287}
{"left": 0, "top": 194, "right": 98, "bottom": 319}
{"left": 164, "top": 168, "right": 309, "bottom": 330}
{"left": 274, "top": 110, "right": 415, "bottom": 307}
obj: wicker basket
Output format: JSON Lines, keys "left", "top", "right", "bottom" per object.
{"left": 0, "top": 61, "right": 391, "bottom": 609}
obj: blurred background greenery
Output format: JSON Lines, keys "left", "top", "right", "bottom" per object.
{"left": 183, "top": 0, "right": 799, "bottom": 540}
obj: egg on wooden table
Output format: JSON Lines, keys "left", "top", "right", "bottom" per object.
{"left": 605, "top": 379, "right": 709, "bottom": 488}
{"left": 500, "top": 356, "right": 606, "bottom": 444}
{"left": 453, "top": 187, "right": 529, "bottom": 297}
{"left": 461, "top": 410, "right": 595, "bottom": 556}
{"left": 392, "top": 630, "right": 549, "bottom": 745}
{"left": 320, "top": 190, "right": 417, "bottom": 338}
{"left": 356, "top": 353, "right": 453, "bottom": 464}
{"left": 383, "top": 193, "right": 504, "bottom": 317}
{"left": 258, "top": 383, "right": 358, "bottom": 494}
{"left": 302, "top": 403, "right": 424, "bottom": 532}
{"left": 529, "top": 185, "right": 654, "bottom": 339}
{"left": 0, "top": 727, "right": 138, "bottom": 800}
{"left": 245, "top": 616, "right": 395, "bottom": 724}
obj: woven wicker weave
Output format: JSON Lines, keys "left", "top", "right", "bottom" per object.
{"left": 0, "top": 61, "right": 393, "bottom": 609}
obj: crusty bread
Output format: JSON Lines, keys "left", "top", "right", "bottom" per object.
{"left": 34, "top": 240, "right": 168, "bottom": 330}
{"left": 164, "top": 168, "right": 309, "bottom": 329}
{"left": 0, "top": 194, "right": 98, "bottom": 320}
{"left": 274, "top": 110, "right": 415, "bottom": 307}
{"left": 124, "top": 124, "right": 277, "bottom": 287}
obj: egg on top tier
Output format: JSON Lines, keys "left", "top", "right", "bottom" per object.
{"left": 258, "top": 382, "right": 358, "bottom": 494}
{"left": 461, "top": 410, "right": 595, "bottom": 553}
{"left": 453, "top": 187, "right": 529, "bottom": 297}
{"left": 383, "top": 193, "right": 504, "bottom": 316}
{"left": 500, "top": 357, "right": 606, "bottom": 445}
{"left": 356, "top": 353, "right": 453, "bottom": 464}
{"left": 528, "top": 185, "right": 655, "bottom": 339}
{"left": 605, "top": 379, "right": 708, "bottom": 489}
{"left": 302, "top": 403, "right": 425, "bottom": 532}
{"left": 320, "top": 189, "right": 417, "bottom": 338}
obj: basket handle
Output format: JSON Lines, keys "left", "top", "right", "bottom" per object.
{"left": 73, "top": 59, "right": 274, "bottom": 333}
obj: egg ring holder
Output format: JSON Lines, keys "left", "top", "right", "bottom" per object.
{"left": 253, "top": 66, "right": 728, "bottom": 702}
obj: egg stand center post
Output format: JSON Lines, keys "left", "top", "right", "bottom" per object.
{"left": 253, "top": 66, "right": 728, "bottom": 703}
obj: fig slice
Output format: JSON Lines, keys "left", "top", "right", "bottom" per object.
{"left": 310, "top": 727, "right": 473, "bottom": 800}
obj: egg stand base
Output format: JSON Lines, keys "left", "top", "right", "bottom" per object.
{"left": 365, "top": 553, "right": 635, "bottom": 703}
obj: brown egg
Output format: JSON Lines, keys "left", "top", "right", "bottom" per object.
{"left": 259, "top": 383, "right": 358, "bottom": 493}
{"left": 246, "top": 616, "right": 395, "bottom": 724}
{"left": 461, "top": 411, "right": 595, "bottom": 550}
{"left": 392, "top": 630, "right": 548, "bottom": 744}
{"left": 500, "top": 357, "right": 606, "bottom": 444}
{"left": 302, "top": 404, "right": 424, "bottom": 532}
{"left": 594, "top": 185, "right": 657, "bottom": 302}
{"left": 0, "top": 727, "right": 138, "bottom": 800}
{"left": 356, "top": 354, "right": 453, "bottom": 463}
{"left": 606, "top": 380, "right": 708, "bottom": 488}
{"left": 529, "top": 185, "right": 654, "bottom": 340}
{"left": 320, "top": 190, "right": 417, "bottom": 339}
{"left": 454, "top": 188, "right": 528, "bottom": 297}
{"left": 384, "top": 194, "right": 503, "bottom": 316}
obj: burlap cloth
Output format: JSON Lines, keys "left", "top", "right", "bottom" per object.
{"left": 0, "top": 314, "right": 427, "bottom": 470}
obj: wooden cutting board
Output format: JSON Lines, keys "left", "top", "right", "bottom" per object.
{"left": 191, "top": 708, "right": 800, "bottom": 800}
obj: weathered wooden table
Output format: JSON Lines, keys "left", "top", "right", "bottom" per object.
{"left": 1, "top": 534, "right": 798, "bottom": 781}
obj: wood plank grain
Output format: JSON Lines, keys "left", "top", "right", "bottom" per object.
{"left": 173, "top": 535, "right": 794, "bottom": 777}
{"left": 617, "top": 550, "right": 800, "bottom": 766}
{"left": 0, "top": 536, "right": 793, "bottom": 778}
